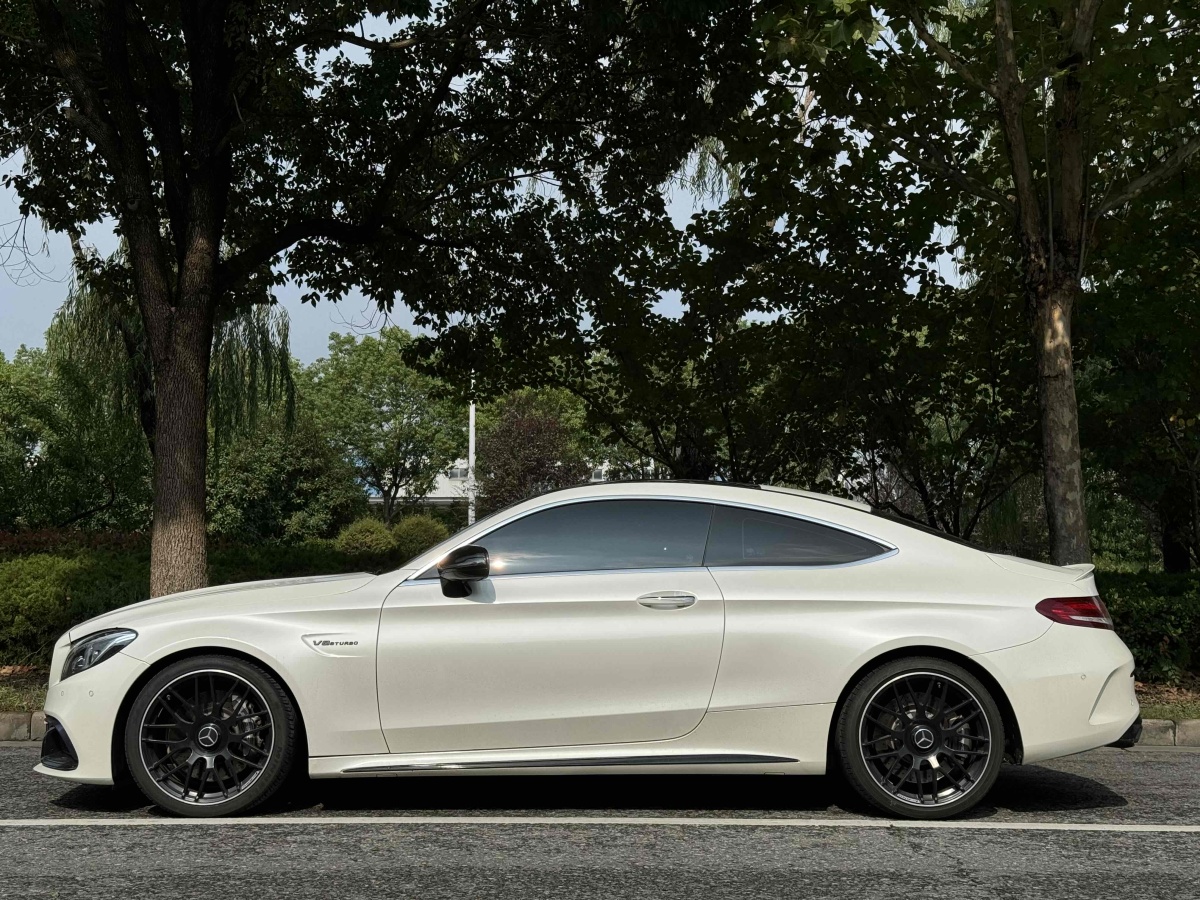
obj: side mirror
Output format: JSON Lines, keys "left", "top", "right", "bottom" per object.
{"left": 437, "top": 545, "right": 490, "bottom": 597}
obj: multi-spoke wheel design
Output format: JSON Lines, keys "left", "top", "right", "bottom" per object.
{"left": 858, "top": 672, "right": 990, "bottom": 806}
{"left": 126, "top": 655, "right": 296, "bottom": 816}
{"left": 838, "top": 657, "right": 1005, "bottom": 819}
{"left": 139, "top": 670, "right": 274, "bottom": 805}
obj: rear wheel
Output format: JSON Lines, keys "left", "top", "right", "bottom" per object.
{"left": 125, "top": 655, "right": 296, "bottom": 817}
{"left": 836, "top": 657, "right": 1004, "bottom": 819}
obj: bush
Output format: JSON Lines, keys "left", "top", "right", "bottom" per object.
{"left": 1100, "top": 573, "right": 1200, "bottom": 683}
{"left": 0, "top": 537, "right": 412, "bottom": 665}
{"left": 0, "top": 554, "right": 85, "bottom": 664}
{"left": 392, "top": 515, "right": 450, "bottom": 564}
{"left": 0, "top": 550, "right": 149, "bottom": 665}
{"left": 334, "top": 517, "right": 396, "bottom": 556}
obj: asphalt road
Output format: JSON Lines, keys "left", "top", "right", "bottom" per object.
{"left": 1, "top": 743, "right": 1198, "bottom": 899}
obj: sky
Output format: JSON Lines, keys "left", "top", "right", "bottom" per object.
{"left": 0, "top": 179, "right": 707, "bottom": 365}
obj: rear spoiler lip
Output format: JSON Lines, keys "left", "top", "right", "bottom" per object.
{"left": 1063, "top": 563, "right": 1097, "bottom": 582}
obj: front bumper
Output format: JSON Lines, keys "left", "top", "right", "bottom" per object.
{"left": 33, "top": 647, "right": 148, "bottom": 785}
{"left": 977, "top": 623, "right": 1140, "bottom": 764}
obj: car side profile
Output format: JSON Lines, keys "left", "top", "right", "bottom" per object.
{"left": 35, "top": 481, "right": 1141, "bottom": 819}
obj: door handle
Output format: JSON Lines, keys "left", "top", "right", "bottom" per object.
{"left": 637, "top": 591, "right": 697, "bottom": 610}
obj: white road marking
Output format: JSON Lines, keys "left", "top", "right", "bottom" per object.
{"left": 0, "top": 816, "right": 1197, "bottom": 832}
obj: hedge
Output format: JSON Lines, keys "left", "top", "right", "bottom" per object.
{"left": 0, "top": 541, "right": 410, "bottom": 666}
{"left": 3, "top": 545, "right": 1198, "bottom": 681}
{"left": 1100, "top": 573, "right": 1200, "bottom": 683}
{"left": 0, "top": 515, "right": 459, "bottom": 666}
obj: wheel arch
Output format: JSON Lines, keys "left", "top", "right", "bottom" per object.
{"left": 826, "top": 645, "right": 1024, "bottom": 766}
{"left": 110, "top": 646, "right": 309, "bottom": 785}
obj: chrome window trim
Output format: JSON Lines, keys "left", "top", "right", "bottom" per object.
{"left": 399, "top": 565, "right": 713, "bottom": 586}
{"left": 405, "top": 494, "right": 897, "bottom": 583}
{"left": 706, "top": 546, "right": 900, "bottom": 572}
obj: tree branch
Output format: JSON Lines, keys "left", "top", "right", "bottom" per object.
{"left": 310, "top": 30, "right": 428, "bottom": 52}
{"left": 876, "top": 122, "right": 1016, "bottom": 214}
{"left": 908, "top": 5, "right": 999, "bottom": 100}
{"left": 1095, "top": 135, "right": 1200, "bottom": 216}
{"left": 124, "top": 1, "right": 188, "bottom": 255}
{"left": 31, "top": 0, "right": 122, "bottom": 162}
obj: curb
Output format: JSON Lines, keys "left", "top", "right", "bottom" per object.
{"left": 1115, "top": 719, "right": 1200, "bottom": 747}
{"left": 2, "top": 710, "right": 1200, "bottom": 747}
{"left": 0, "top": 711, "right": 45, "bottom": 742}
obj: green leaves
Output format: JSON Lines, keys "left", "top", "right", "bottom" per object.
{"left": 304, "top": 327, "right": 464, "bottom": 523}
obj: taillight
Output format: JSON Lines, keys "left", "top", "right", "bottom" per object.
{"left": 1035, "top": 595, "right": 1114, "bottom": 630}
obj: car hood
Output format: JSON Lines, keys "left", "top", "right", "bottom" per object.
{"left": 69, "top": 572, "right": 376, "bottom": 640}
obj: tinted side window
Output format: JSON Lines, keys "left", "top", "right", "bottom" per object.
{"left": 478, "top": 500, "right": 714, "bottom": 576}
{"left": 704, "top": 505, "right": 888, "bottom": 567}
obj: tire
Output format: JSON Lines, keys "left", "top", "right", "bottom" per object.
{"left": 836, "top": 656, "right": 1005, "bottom": 819}
{"left": 124, "top": 654, "right": 297, "bottom": 817}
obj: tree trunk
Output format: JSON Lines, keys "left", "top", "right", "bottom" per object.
{"left": 1160, "top": 493, "right": 1193, "bottom": 573}
{"left": 1031, "top": 284, "right": 1091, "bottom": 565}
{"left": 148, "top": 305, "right": 214, "bottom": 597}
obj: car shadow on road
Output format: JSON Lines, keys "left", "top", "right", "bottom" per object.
{"left": 290, "top": 773, "right": 850, "bottom": 816}
{"left": 972, "top": 764, "right": 1129, "bottom": 817}
{"left": 274, "top": 764, "right": 1128, "bottom": 819}
{"left": 50, "top": 782, "right": 153, "bottom": 815}
{"left": 45, "top": 765, "right": 1127, "bottom": 819}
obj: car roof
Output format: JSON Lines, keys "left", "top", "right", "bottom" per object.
{"left": 529, "top": 480, "right": 873, "bottom": 513}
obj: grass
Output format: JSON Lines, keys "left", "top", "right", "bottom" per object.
{"left": 1137, "top": 675, "right": 1200, "bottom": 722}
{"left": 0, "top": 667, "right": 47, "bottom": 713}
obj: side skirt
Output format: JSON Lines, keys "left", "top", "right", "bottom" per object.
{"left": 341, "top": 753, "right": 796, "bottom": 775}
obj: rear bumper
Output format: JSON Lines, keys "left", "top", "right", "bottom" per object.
{"left": 976, "top": 624, "right": 1140, "bottom": 764}
{"left": 1108, "top": 716, "right": 1143, "bottom": 749}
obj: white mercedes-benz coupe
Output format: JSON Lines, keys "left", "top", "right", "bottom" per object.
{"left": 35, "top": 481, "right": 1140, "bottom": 819}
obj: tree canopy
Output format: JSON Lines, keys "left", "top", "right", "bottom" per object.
{"left": 0, "top": 0, "right": 760, "bottom": 593}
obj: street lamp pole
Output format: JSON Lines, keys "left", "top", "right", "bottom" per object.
{"left": 467, "top": 400, "right": 476, "bottom": 525}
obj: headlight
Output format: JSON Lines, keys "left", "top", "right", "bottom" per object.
{"left": 61, "top": 629, "right": 137, "bottom": 681}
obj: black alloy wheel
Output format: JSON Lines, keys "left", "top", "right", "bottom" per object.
{"left": 837, "top": 656, "right": 1005, "bottom": 819}
{"left": 125, "top": 655, "right": 296, "bottom": 817}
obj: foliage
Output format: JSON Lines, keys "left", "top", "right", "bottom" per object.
{"left": 763, "top": 0, "right": 1200, "bottom": 564}
{"left": 0, "top": 345, "right": 151, "bottom": 531}
{"left": 0, "top": 550, "right": 150, "bottom": 665}
{"left": 1101, "top": 574, "right": 1200, "bottom": 684}
{"left": 207, "top": 407, "right": 366, "bottom": 543}
{"left": 306, "top": 329, "right": 463, "bottom": 524}
{"left": 334, "top": 517, "right": 397, "bottom": 557}
{"left": 48, "top": 263, "right": 294, "bottom": 456}
{"left": 973, "top": 476, "right": 1048, "bottom": 561}
{"left": 0, "top": 0, "right": 761, "bottom": 594}
{"left": 392, "top": 516, "right": 451, "bottom": 565}
{"left": 475, "top": 390, "right": 593, "bottom": 514}
{"left": 0, "top": 553, "right": 90, "bottom": 664}
{"left": 0, "top": 540, "right": 413, "bottom": 665}
{"left": 1078, "top": 174, "right": 1200, "bottom": 571}
{"left": 1084, "top": 469, "right": 1158, "bottom": 574}
{"left": 819, "top": 282, "right": 1037, "bottom": 539}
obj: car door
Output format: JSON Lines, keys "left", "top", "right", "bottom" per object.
{"left": 702, "top": 503, "right": 896, "bottom": 711}
{"left": 376, "top": 498, "right": 724, "bottom": 754}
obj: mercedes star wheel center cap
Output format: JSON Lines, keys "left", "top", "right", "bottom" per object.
{"left": 912, "top": 726, "right": 935, "bottom": 751}
{"left": 197, "top": 723, "right": 220, "bottom": 749}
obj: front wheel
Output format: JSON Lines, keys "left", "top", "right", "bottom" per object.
{"left": 836, "top": 657, "right": 1005, "bottom": 819}
{"left": 125, "top": 655, "right": 297, "bottom": 817}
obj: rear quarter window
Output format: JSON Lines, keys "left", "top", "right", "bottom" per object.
{"left": 704, "top": 505, "right": 890, "bottom": 567}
